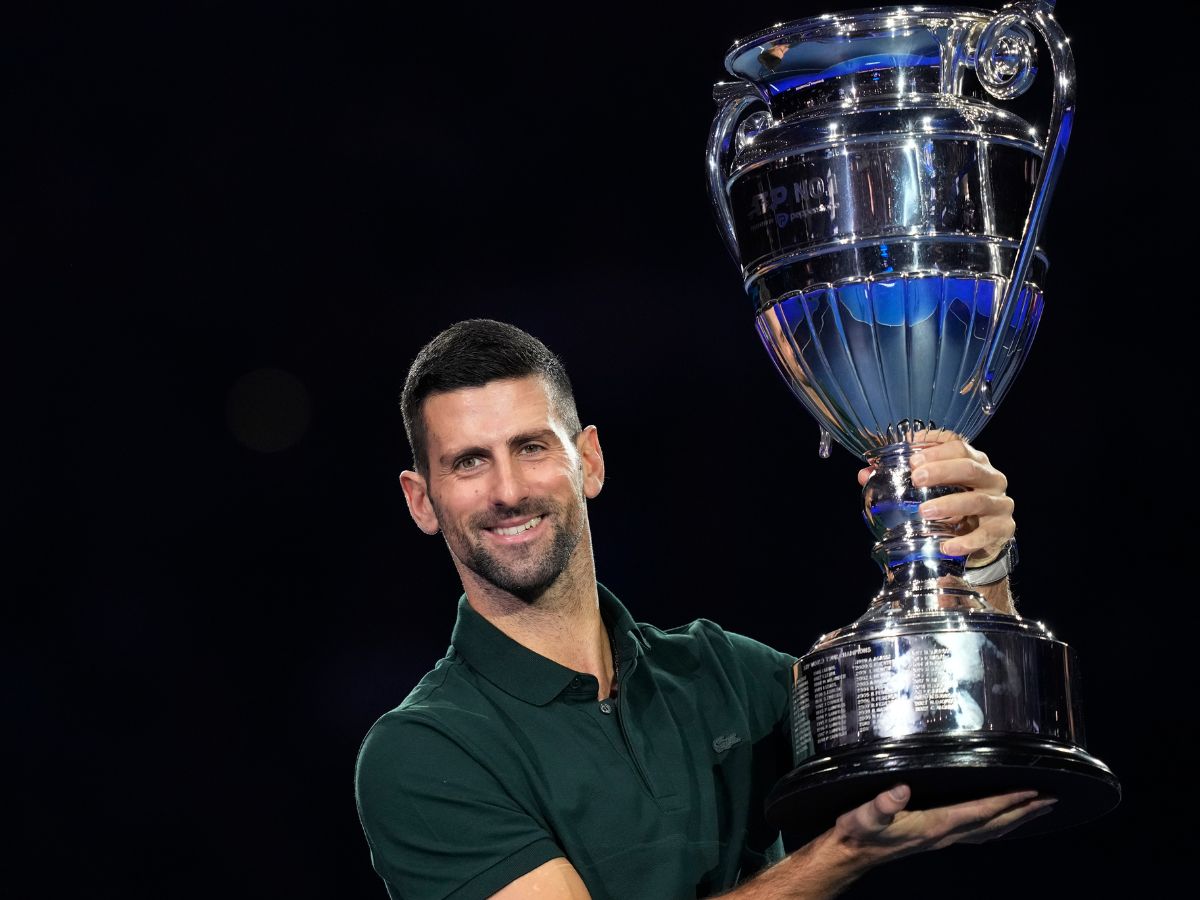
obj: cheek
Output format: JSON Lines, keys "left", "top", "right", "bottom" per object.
{"left": 430, "top": 487, "right": 480, "bottom": 521}
{"left": 546, "top": 465, "right": 584, "bottom": 494}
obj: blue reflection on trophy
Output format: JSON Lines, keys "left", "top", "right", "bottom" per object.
{"left": 706, "top": 1, "right": 1119, "bottom": 838}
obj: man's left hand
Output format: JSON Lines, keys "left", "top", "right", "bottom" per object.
{"left": 856, "top": 439, "right": 1015, "bottom": 565}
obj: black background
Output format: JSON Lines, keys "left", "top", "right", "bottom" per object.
{"left": 12, "top": 2, "right": 1169, "bottom": 897}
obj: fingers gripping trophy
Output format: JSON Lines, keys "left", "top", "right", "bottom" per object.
{"left": 706, "top": 1, "right": 1120, "bottom": 838}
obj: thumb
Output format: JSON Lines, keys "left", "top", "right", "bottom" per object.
{"left": 870, "top": 784, "right": 911, "bottom": 827}
{"left": 839, "top": 784, "right": 912, "bottom": 839}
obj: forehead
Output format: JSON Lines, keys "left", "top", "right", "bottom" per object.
{"left": 422, "top": 376, "right": 566, "bottom": 450}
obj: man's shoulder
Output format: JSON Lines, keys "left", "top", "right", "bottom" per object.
{"left": 355, "top": 649, "right": 501, "bottom": 791}
{"left": 359, "top": 648, "right": 490, "bottom": 746}
{"left": 637, "top": 614, "right": 798, "bottom": 670}
{"left": 354, "top": 652, "right": 565, "bottom": 900}
{"left": 633, "top": 614, "right": 798, "bottom": 731}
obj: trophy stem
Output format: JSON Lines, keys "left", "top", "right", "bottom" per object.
{"left": 861, "top": 441, "right": 997, "bottom": 617}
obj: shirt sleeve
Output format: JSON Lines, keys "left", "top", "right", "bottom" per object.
{"left": 723, "top": 630, "right": 799, "bottom": 734}
{"left": 355, "top": 711, "right": 564, "bottom": 900}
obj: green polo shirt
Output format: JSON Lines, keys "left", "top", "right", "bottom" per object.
{"left": 355, "top": 583, "right": 798, "bottom": 899}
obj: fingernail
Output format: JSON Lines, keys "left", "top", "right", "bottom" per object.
{"left": 920, "top": 502, "right": 942, "bottom": 518}
{"left": 942, "top": 541, "right": 960, "bottom": 556}
{"left": 911, "top": 469, "right": 927, "bottom": 485}
{"left": 889, "top": 785, "right": 909, "bottom": 801}
{"left": 910, "top": 453, "right": 926, "bottom": 467}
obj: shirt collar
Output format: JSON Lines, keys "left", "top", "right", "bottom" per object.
{"left": 449, "top": 581, "right": 647, "bottom": 706}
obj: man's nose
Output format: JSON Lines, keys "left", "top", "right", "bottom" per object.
{"left": 489, "top": 454, "right": 529, "bottom": 508}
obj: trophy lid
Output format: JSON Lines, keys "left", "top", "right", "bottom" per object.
{"left": 725, "top": 6, "right": 998, "bottom": 107}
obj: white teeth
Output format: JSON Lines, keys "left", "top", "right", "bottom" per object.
{"left": 492, "top": 515, "right": 543, "bottom": 536}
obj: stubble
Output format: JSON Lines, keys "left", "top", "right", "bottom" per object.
{"left": 436, "top": 494, "right": 586, "bottom": 603}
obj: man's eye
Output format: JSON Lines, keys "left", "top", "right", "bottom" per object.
{"left": 456, "top": 457, "right": 481, "bottom": 470}
{"left": 520, "top": 444, "right": 545, "bottom": 455}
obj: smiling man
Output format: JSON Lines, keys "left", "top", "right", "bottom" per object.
{"left": 355, "top": 319, "right": 1047, "bottom": 900}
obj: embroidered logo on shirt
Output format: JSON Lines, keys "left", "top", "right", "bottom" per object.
{"left": 711, "top": 732, "right": 744, "bottom": 754}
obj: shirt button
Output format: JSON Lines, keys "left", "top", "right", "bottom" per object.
{"left": 599, "top": 701, "right": 613, "bottom": 715}
{"left": 570, "top": 677, "right": 582, "bottom": 688}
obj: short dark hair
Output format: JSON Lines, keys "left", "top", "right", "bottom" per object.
{"left": 401, "top": 319, "right": 582, "bottom": 474}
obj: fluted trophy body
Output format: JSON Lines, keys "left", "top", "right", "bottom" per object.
{"left": 707, "top": 2, "right": 1119, "bottom": 838}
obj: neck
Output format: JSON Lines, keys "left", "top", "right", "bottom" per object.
{"left": 458, "top": 530, "right": 614, "bottom": 699}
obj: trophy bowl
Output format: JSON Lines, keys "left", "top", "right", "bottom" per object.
{"left": 706, "top": 2, "right": 1120, "bottom": 841}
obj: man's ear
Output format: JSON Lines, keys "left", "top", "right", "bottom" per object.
{"left": 577, "top": 425, "right": 605, "bottom": 499}
{"left": 399, "top": 470, "right": 440, "bottom": 534}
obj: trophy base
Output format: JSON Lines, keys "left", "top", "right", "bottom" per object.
{"left": 764, "top": 735, "right": 1121, "bottom": 843}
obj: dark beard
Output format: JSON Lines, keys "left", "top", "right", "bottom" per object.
{"left": 443, "top": 497, "right": 585, "bottom": 603}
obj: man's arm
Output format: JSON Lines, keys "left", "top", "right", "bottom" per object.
{"left": 492, "top": 858, "right": 592, "bottom": 899}
{"left": 491, "top": 784, "right": 1055, "bottom": 899}
{"left": 356, "top": 715, "right": 567, "bottom": 899}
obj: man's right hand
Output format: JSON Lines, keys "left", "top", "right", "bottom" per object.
{"left": 715, "top": 784, "right": 1057, "bottom": 899}
{"left": 828, "top": 783, "right": 1056, "bottom": 861}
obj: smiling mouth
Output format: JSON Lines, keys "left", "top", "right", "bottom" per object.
{"left": 487, "top": 515, "right": 544, "bottom": 537}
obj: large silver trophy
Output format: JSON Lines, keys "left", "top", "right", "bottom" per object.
{"left": 707, "top": 1, "right": 1119, "bottom": 837}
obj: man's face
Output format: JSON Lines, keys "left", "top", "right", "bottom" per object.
{"left": 400, "top": 376, "right": 603, "bottom": 601}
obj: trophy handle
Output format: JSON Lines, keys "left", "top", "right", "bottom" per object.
{"left": 706, "top": 82, "right": 763, "bottom": 267}
{"left": 973, "top": 0, "right": 1076, "bottom": 414}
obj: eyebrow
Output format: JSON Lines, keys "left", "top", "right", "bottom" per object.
{"left": 439, "top": 429, "right": 562, "bottom": 468}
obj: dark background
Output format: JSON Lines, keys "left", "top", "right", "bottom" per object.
{"left": 12, "top": 2, "right": 1168, "bottom": 897}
